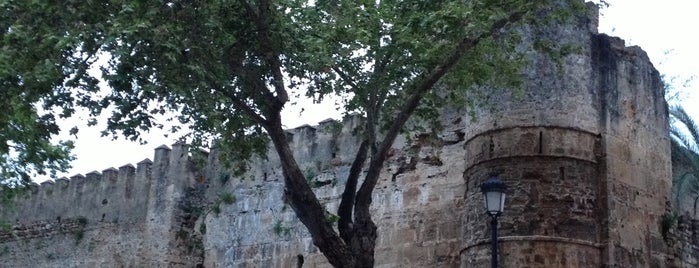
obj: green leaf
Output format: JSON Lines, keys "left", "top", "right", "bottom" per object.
{"left": 218, "top": 192, "right": 236, "bottom": 205}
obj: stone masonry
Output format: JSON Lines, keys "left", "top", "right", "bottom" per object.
{"left": 1, "top": 1, "right": 698, "bottom": 267}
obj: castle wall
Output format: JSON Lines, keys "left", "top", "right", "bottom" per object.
{"left": 201, "top": 113, "right": 468, "bottom": 267}
{"left": 0, "top": 1, "right": 692, "bottom": 267}
{"left": 460, "top": 2, "right": 672, "bottom": 267}
{"left": 673, "top": 216, "right": 699, "bottom": 267}
{"left": 461, "top": 3, "right": 606, "bottom": 267}
{"left": 593, "top": 35, "right": 673, "bottom": 267}
{"left": 0, "top": 144, "right": 204, "bottom": 267}
{"left": 0, "top": 160, "right": 154, "bottom": 267}
{"left": 462, "top": 128, "right": 603, "bottom": 267}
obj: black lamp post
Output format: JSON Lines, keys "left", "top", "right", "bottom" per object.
{"left": 480, "top": 175, "right": 507, "bottom": 268}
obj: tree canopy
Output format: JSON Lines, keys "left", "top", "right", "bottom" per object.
{"left": 0, "top": 1, "right": 81, "bottom": 185}
{"left": 1, "top": 0, "right": 589, "bottom": 266}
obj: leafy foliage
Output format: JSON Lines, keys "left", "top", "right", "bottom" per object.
{"left": 72, "top": 216, "right": 88, "bottom": 245}
{"left": 660, "top": 212, "right": 678, "bottom": 241}
{"left": 326, "top": 211, "right": 340, "bottom": 225}
{"left": 0, "top": 220, "right": 11, "bottom": 233}
{"left": 207, "top": 191, "right": 236, "bottom": 216}
{"left": 1, "top": 0, "right": 589, "bottom": 265}
{"left": 218, "top": 192, "right": 236, "bottom": 205}
{"left": 272, "top": 219, "right": 291, "bottom": 236}
{"left": 669, "top": 106, "right": 699, "bottom": 215}
{"left": 0, "top": 0, "right": 120, "bottom": 185}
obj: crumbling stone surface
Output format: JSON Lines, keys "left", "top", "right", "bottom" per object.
{"left": 672, "top": 216, "right": 699, "bottom": 267}
{"left": 460, "top": 1, "right": 676, "bottom": 267}
{"left": 0, "top": 1, "right": 694, "bottom": 267}
{"left": 0, "top": 144, "right": 205, "bottom": 267}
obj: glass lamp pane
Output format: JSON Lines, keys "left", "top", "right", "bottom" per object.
{"left": 485, "top": 191, "right": 503, "bottom": 214}
{"left": 499, "top": 193, "right": 506, "bottom": 213}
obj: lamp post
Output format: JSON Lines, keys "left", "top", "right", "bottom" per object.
{"left": 480, "top": 175, "right": 507, "bottom": 268}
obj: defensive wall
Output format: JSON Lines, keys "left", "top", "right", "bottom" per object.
{"left": 2, "top": 1, "right": 699, "bottom": 267}
{"left": 0, "top": 143, "right": 206, "bottom": 267}
{"left": 458, "top": 1, "right": 677, "bottom": 265}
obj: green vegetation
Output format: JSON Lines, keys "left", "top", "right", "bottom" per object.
{"left": 199, "top": 222, "right": 207, "bottom": 235}
{"left": 204, "top": 191, "right": 236, "bottom": 217}
{"left": 303, "top": 167, "right": 318, "bottom": 188}
{"left": 326, "top": 212, "right": 340, "bottom": 226}
{"left": 176, "top": 229, "right": 189, "bottom": 240}
{"left": 1, "top": 0, "right": 589, "bottom": 265}
{"left": 76, "top": 216, "right": 88, "bottom": 226}
{"left": 0, "top": 220, "right": 11, "bottom": 233}
{"left": 218, "top": 172, "right": 231, "bottom": 186}
{"left": 218, "top": 192, "right": 236, "bottom": 205}
{"left": 273, "top": 219, "right": 292, "bottom": 236}
{"left": 660, "top": 212, "right": 678, "bottom": 241}
{"left": 73, "top": 229, "right": 85, "bottom": 245}
{"left": 73, "top": 216, "right": 88, "bottom": 245}
{"left": 669, "top": 106, "right": 699, "bottom": 215}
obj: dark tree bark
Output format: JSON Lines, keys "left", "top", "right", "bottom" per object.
{"left": 266, "top": 118, "right": 357, "bottom": 267}
{"left": 226, "top": 2, "right": 530, "bottom": 267}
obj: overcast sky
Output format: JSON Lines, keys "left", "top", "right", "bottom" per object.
{"left": 45, "top": 1, "right": 699, "bottom": 181}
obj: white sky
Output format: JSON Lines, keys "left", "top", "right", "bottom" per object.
{"left": 43, "top": 0, "right": 699, "bottom": 181}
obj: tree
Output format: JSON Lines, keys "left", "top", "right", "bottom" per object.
{"left": 2, "top": 0, "right": 587, "bottom": 266}
{"left": 669, "top": 106, "right": 699, "bottom": 216}
{"left": 0, "top": 1, "right": 79, "bottom": 193}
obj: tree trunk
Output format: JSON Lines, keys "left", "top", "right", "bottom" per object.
{"left": 265, "top": 119, "right": 357, "bottom": 267}
{"left": 349, "top": 219, "right": 378, "bottom": 267}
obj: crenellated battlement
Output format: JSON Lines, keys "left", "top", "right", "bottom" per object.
{"left": 1, "top": 2, "right": 697, "bottom": 267}
{"left": 0, "top": 115, "right": 376, "bottom": 267}
{"left": 2, "top": 156, "right": 154, "bottom": 227}
{"left": 1, "top": 115, "right": 365, "bottom": 228}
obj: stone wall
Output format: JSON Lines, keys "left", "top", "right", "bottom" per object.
{"left": 594, "top": 34, "right": 672, "bottom": 267}
{"left": 0, "top": 1, "right": 695, "bottom": 267}
{"left": 459, "top": 1, "right": 673, "bottom": 267}
{"left": 673, "top": 216, "right": 699, "bottom": 267}
{"left": 200, "top": 112, "right": 469, "bottom": 267}
{"left": 0, "top": 144, "right": 205, "bottom": 267}
{"left": 0, "top": 112, "right": 468, "bottom": 267}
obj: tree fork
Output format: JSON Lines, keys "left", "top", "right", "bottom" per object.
{"left": 266, "top": 121, "right": 357, "bottom": 267}
{"left": 338, "top": 140, "right": 369, "bottom": 243}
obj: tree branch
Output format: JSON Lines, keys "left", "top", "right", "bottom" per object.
{"left": 338, "top": 139, "right": 369, "bottom": 243}
{"left": 332, "top": 66, "right": 361, "bottom": 91}
{"left": 240, "top": 0, "right": 289, "bottom": 110}
{"left": 199, "top": 57, "right": 271, "bottom": 127}
{"left": 199, "top": 72, "right": 267, "bottom": 127}
{"left": 355, "top": 9, "right": 528, "bottom": 218}
{"left": 264, "top": 117, "right": 356, "bottom": 267}
{"left": 366, "top": 50, "right": 394, "bottom": 153}
{"left": 220, "top": 89, "right": 270, "bottom": 127}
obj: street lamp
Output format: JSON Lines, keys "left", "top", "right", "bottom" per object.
{"left": 480, "top": 175, "right": 507, "bottom": 268}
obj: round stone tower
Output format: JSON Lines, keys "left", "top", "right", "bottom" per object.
{"left": 460, "top": 2, "right": 671, "bottom": 267}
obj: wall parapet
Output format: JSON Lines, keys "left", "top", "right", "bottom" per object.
{"left": 2, "top": 155, "right": 159, "bottom": 227}
{"left": 1, "top": 115, "right": 363, "bottom": 227}
{"left": 0, "top": 2, "right": 694, "bottom": 266}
